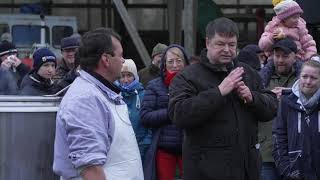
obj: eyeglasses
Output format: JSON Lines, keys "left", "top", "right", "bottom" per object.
{"left": 166, "top": 58, "right": 184, "bottom": 66}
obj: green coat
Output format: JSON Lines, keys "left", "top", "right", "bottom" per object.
{"left": 138, "top": 64, "right": 159, "bottom": 88}
{"left": 258, "top": 65, "right": 299, "bottom": 162}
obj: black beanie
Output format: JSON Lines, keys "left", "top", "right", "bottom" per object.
{"left": 0, "top": 41, "right": 17, "bottom": 56}
{"left": 238, "top": 46, "right": 261, "bottom": 71}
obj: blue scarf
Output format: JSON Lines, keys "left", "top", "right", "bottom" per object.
{"left": 116, "top": 79, "right": 140, "bottom": 92}
{"left": 115, "top": 79, "right": 142, "bottom": 109}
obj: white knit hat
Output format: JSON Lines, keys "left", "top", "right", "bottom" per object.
{"left": 121, "top": 59, "right": 139, "bottom": 81}
{"left": 274, "top": 0, "right": 303, "bottom": 20}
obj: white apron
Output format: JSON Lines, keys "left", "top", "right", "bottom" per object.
{"left": 61, "top": 97, "right": 144, "bottom": 180}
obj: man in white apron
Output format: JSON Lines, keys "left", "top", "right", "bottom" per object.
{"left": 53, "top": 28, "right": 144, "bottom": 180}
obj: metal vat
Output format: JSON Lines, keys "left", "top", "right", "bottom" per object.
{"left": 0, "top": 96, "right": 60, "bottom": 180}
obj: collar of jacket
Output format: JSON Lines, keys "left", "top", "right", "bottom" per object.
{"left": 78, "top": 70, "right": 123, "bottom": 104}
{"left": 29, "top": 71, "right": 54, "bottom": 88}
{"left": 284, "top": 91, "right": 320, "bottom": 113}
{"left": 271, "top": 67, "right": 296, "bottom": 80}
{"left": 61, "top": 58, "right": 74, "bottom": 71}
{"left": 200, "top": 49, "right": 235, "bottom": 72}
{"left": 84, "top": 69, "right": 121, "bottom": 94}
{"left": 148, "top": 64, "right": 160, "bottom": 75}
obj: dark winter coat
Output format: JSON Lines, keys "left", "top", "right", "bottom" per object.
{"left": 19, "top": 71, "right": 56, "bottom": 96}
{"left": 138, "top": 64, "right": 160, "bottom": 88}
{"left": 54, "top": 58, "right": 72, "bottom": 82}
{"left": 12, "top": 63, "right": 30, "bottom": 87}
{"left": 273, "top": 90, "right": 320, "bottom": 180}
{"left": 0, "top": 67, "right": 18, "bottom": 95}
{"left": 141, "top": 44, "right": 189, "bottom": 180}
{"left": 168, "top": 49, "right": 278, "bottom": 180}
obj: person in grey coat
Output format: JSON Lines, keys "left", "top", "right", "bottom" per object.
{"left": 0, "top": 67, "right": 18, "bottom": 95}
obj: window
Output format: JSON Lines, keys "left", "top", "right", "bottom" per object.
{"left": 12, "top": 25, "right": 50, "bottom": 47}
{"left": 52, "top": 26, "right": 73, "bottom": 49}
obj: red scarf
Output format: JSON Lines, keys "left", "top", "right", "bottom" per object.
{"left": 164, "top": 71, "right": 177, "bottom": 87}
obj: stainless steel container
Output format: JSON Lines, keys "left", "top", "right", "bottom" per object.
{"left": 0, "top": 96, "right": 61, "bottom": 180}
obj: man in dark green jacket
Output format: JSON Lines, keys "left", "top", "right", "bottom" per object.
{"left": 138, "top": 43, "right": 167, "bottom": 87}
{"left": 168, "top": 17, "right": 277, "bottom": 180}
{"left": 258, "top": 38, "right": 302, "bottom": 180}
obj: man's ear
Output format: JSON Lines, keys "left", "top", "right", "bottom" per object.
{"left": 100, "top": 53, "right": 110, "bottom": 68}
{"left": 205, "top": 37, "right": 210, "bottom": 49}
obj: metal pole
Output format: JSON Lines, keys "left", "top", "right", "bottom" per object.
{"left": 40, "top": 14, "right": 46, "bottom": 45}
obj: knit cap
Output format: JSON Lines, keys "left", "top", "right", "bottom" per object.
{"left": 121, "top": 59, "right": 139, "bottom": 81}
{"left": 151, "top": 43, "right": 168, "bottom": 58}
{"left": 0, "top": 41, "right": 17, "bottom": 56}
{"left": 32, "top": 48, "right": 57, "bottom": 71}
{"left": 272, "top": 0, "right": 283, "bottom": 6}
{"left": 274, "top": 0, "right": 303, "bottom": 20}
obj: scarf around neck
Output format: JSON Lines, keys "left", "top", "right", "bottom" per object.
{"left": 117, "top": 79, "right": 140, "bottom": 92}
{"left": 164, "top": 71, "right": 177, "bottom": 87}
{"left": 292, "top": 80, "right": 320, "bottom": 112}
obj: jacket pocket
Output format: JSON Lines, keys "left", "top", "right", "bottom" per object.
{"left": 288, "top": 150, "right": 303, "bottom": 173}
{"left": 195, "top": 147, "right": 234, "bottom": 179}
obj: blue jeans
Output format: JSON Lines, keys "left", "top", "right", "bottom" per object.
{"left": 260, "top": 162, "right": 281, "bottom": 180}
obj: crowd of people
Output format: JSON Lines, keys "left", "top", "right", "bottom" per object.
{"left": 0, "top": 0, "right": 319, "bottom": 179}
{"left": 0, "top": 34, "right": 80, "bottom": 96}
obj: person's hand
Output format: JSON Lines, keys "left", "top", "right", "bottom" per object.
{"left": 218, "top": 67, "right": 244, "bottom": 96}
{"left": 9, "top": 55, "right": 22, "bottom": 67}
{"left": 1, "top": 58, "right": 13, "bottom": 70}
{"left": 273, "top": 28, "right": 286, "bottom": 39}
{"left": 271, "top": 86, "right": 290, "bottom": 100}
{"left": 236, "top": 81, "right": 253, "bottom": 103}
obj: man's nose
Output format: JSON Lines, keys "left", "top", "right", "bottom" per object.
{"left": 223, "top": 44, "right": 231, "bottom": 51}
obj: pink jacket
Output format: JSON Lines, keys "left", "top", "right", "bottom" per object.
{"left": 259, "top": 16, "right": 317, "bottom": 61}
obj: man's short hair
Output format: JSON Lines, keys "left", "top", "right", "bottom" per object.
{"left": 79, "top": 28, "right": 120, "bottom": 71}
{"left": 206, "top": 17, "right": 239, "bottom": 40}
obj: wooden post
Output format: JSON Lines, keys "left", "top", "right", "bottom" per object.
{"left": 184, "top": 0, "right": 197, "bottom": 56}
{"left": 167, "top": 0, "right": 183, "bottom": 44}
{"left": 101, "top": 0, "right": 106, "bottom": 27}
{"left": 112, "top": 0, "right": 151, "bottom": 66}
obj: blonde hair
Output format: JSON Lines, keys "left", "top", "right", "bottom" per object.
{"left": 166, "top": 47, "right": 185, "bottom": 61}
{"left": 301, "top": 57, "right": 320, "bottom": 75}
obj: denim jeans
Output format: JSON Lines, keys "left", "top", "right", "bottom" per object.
{"left": 260, "top": 162, "right": 281, "bottom": 180}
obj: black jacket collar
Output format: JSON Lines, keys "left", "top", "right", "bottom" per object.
{"left": 84, "top": 70, "right": 120, "bottom": 94}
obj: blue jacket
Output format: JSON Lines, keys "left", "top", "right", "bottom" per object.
{"left": 140, "top": 77, "right": 183, "bottom": 152}
{"left": 120, "top": 82, "right": 152, "bottom": 148}
{"left": 272, "top": 89, "right": 320, "bottom": 179}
